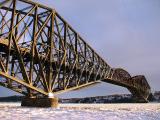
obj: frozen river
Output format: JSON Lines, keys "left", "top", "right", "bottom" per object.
{"left": 0, "top": 103, "right": 160, "bottom": 120}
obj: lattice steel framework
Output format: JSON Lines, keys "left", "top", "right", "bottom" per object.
{"left": 0, "top": 0, "right": 151, "bottom": 102}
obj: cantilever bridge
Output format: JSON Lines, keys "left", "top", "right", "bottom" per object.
{"left": 0, "top": 0, "right": 151, "bottom": 104}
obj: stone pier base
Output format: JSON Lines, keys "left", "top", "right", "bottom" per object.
{"left": 21, "top": 97, "right": 59, "bottom": 108}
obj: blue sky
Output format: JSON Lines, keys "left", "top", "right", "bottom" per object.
{"left": 0, "top": 0, "right": 160, "bottom": 98}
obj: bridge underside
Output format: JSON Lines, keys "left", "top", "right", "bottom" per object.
{"left": 0, "top": 0, "right": 151, "bottom": 106}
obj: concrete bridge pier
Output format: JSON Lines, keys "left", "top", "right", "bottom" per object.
{"left": 21, "top": 94, "right": 59, "bottom": 107}
{"left": 21, "top": 97, "right": 59, "bottom": 108}
{"left": 128, "top": 88, "right": 150, "bottom": 103}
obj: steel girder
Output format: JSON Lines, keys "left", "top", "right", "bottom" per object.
{"left": 0, "top": 0, "right": 151, "bottom": 102}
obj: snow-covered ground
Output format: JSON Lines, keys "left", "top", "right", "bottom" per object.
{"left": 0, "top": 103, "right": 160, "bottom": 120}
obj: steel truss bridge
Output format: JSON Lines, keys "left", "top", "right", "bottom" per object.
{"left": 0, "top": 0, "right": 151, "bottom": 102}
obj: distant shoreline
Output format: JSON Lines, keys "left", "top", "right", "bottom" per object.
{"left": 0, "top": 91, "right": 159, "bottom": 103}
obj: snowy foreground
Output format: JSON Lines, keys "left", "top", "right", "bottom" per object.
{"left": 0, "top": 103, "right": 160, "bottom": 120}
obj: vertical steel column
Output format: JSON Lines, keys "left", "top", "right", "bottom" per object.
{"left": 75, "top": 33, "right": 78, "bottom": 85}
{"left": 63, "top": 22, "right": 67, "bottom": 89}
{"left": 9, "top": 11, "right": 19, "bottom": 87}
{"left": 6, "top": 0, "right": 16, "bottom": 72}
{"left": 91, "top": 50, "right": 95, "bottom": 81}
{"left": 28, "top": 4, "right": 38, "bottom": 97}
{"left": 30, "top": 5, "right": 37, "bottom": 85}
{"left": 47, "top": 10, "right": 55, "bottom": 92}
{"left": 84, "top": 42, "right": 87, "bottom": 82}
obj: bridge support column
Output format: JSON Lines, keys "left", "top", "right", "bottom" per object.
{"left": 21, "top": 97, "right": 59, "bottom": 108}
{"left": 128, "top": 88, "right": 149, "bottom": 103}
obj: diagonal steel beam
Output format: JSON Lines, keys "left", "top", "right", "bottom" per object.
{"left": 0, "top": 0, "right": 11, "bottom": 8}
{"left": 0, "top": 71, "right": 48, "bottom": 95}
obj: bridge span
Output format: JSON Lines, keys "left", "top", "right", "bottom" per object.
{"left": 0, "top": 0, "right": 151, "bottom": 107}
